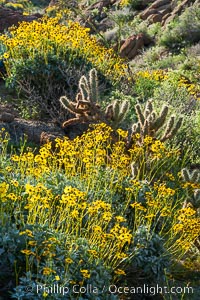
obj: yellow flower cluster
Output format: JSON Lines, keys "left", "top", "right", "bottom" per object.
{"left": 119, "top": 0, "right": 130, "bottom": 7}
{"left": 110, "top": 224, "right": 132, "bottom": 245}
{"left": 114, "top": 268, "right": 126, "bottom": 275}
{"left": 20, "top": 229, "right": 33, "bottom": 237}
{"left": 182, "top": 182, "right": 200, "bottom": 189}
{"left": 43, "top": 267, "right": 56, "bottom": 275}
{"left": 80, "top": 269, "right": 90, "bottom": 279}
{"left": 0, "top": 16, "right": 127, "bottom": 81}
{"left": 0, "top": 124, "right": 198, "bottom": 279}
{"left": 178, "top": 76, "right": 200, "bottom": 101}
{"left": 136, "top": 69, "right": 168, "bottom": 82}
{"left": 136, "top": 69, "right": 200, "bottom": 99}
{"left": 155, "top": 183, "right": 176, "bottom": 197}
{"left": 169, "top": 205, "right": 200, "bottom": 252}
{"left": 0, "top": 182, "right": 9, "bottom": 201}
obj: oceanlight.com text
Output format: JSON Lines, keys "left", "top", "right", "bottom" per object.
{"left": 24, "top": 283, "right": 194, "bottom": 296}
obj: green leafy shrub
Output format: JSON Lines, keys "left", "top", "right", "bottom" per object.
{"left": 11, "top": 226, "right": 117, "bottom": 300}
{"left": 134, "top": 75, "right": 159, "bottom": 101}
{"left": 153, "top": 80, "right": 194, "bottom": 112}
{"left": 159, "top": 4, "right": 200, "bottom": 51}
{"left": 30, "top": 0, "right": 49, "bottom": 8}
{"left": 0, "top": 16, "right": 127, "bottom": 121}
{"left": 152, "top": 80, "right": 200, "bottom": 165}
{"left": 127, "top": 226, "right": 170, "bottom": 284}
{"left": 145, "top": 50, "right": 187, "bottom": 70}
{"left": 0, "top": 223, "right": 27, "bottom": 298}
{"left": 173, "top": 111, "right": 200, "bottom": 165}
{"left": 133, "top": 69, "right": 167, "bottom": 101}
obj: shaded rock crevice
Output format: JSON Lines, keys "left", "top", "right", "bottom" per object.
{"left": 0, "top": 6, "right": 42, "bottom": 33}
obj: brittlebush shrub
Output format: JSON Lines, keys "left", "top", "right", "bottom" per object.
{"left": 133, "top": 69, "right": 200, "bottom": 102}
{"left": 0, "top": 17, "right": 127, "bottom": 120}
{"left": 0, "top": 125, "right": 200, "bottom": 298}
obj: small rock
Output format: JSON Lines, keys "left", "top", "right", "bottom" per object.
{"left": 112, "top": 40, "right": 125, "bottom": 52}
{"left": 140, "top": 8, "right": 158, "bottom": 20}
{"left": 161, "top": 12, "right": 171, "bottom": 25}
{"left": 119, "top": 34, "right": 144, "bottom": 60}
{"left": 0, "top": 112, "right": 15, "bottom": 122}
{"left": 98, "top": 17, "right": 115, "bottom": 32}
{"left": 147, "top": 13, "right": 163, "bottom": 23}
{"left": 150, "top": 0, "right": 171, "bottom": 9}
{"left": 158, "top": 4, "right": 172, "bottom": 16}
{"left": 0, "top": 6, "right": 42, "bottom": 33}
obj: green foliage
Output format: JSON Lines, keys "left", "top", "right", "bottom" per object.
{"left": 134, "top": 75, "right": 160, "bottom": 101}
{"left": 147, "top": 22, "right": 162, "bottom": 39}
{"left": 0, "top": 222, "right": 27, "bottom": 298}
{"left": 0, "top": 0, "right": 32, "bottom": 12}
{"left": 172, "top": 112, "right": 200, "bottom": 165}
{"left": 129, "top": 15, "right": 149, "bottom": 35}
{"left": 146, "top": 50, "right": 187, "bottom": 70}
{"left": 28, "top": 0, "right": 48, "bottom": 8}
{"left": 0, "top": 124, "right": 199, "bottom": 299}
{"left": 10, "top": 225, "right": 116, "bottom": 300}
{"left": 0, "top": 17, "right": 126, "bottom": 121}
{"left": 153, "top": 79, "right": 192, "bottom": 108}
{"left": 5, "top": 52, "right": 94, "bottom": 121}
{"left": 129, "top": 0, "right": 144, "bottom": 10}
{"left": 153, "top": 82, "right": 200, "bottom": 165}
{"left": 120, "top": 0, "right": 145, "bottom": 10}
{"left": 159, "top": 4, "right": 200, "bottom": 51}
{"left": 129, "top": 226, "right": 170, "bottom": 283}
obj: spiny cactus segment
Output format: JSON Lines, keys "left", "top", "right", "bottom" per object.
{"left": 105, "top": 99, "right": 130, "bottom": 129}
{"left": 131, "top": 100, "right": 183, "bottom": 144}
{"left": 182, "top": 168, "right": 200, "bottom": 183}
{"left": 181, "top": 168, "right": 200, "bottom": 210}
{"left": 60, "top": 68, "right": 103, "bottom": 127}
{"left": 60, "top": 68, "right": 129, "bottom": 129}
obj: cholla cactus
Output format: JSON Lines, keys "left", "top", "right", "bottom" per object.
{"left": 60, "top": 68, "right": 129, "bottom": 129}
{"left": 131, "top": 100, "right": 183, "bottom": 144}
{"left": 181, "top": 168, "right": 200, "bottom": 209}
{"left": 181, "top": 168, "right": 200, "bottom": 183}
{"left": 105, "top": 99, "right": 130, "bottom": 129}
{"left": 60, "top": 68, "right": 103, "bottom": 127}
